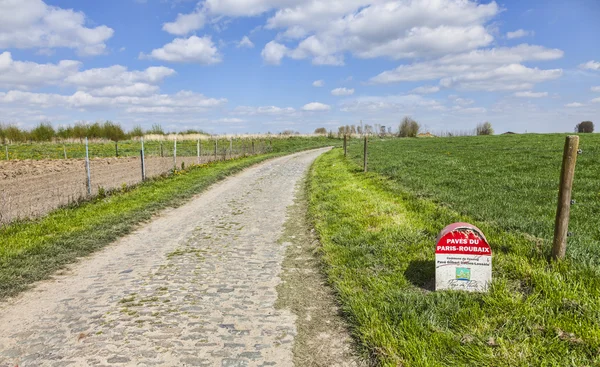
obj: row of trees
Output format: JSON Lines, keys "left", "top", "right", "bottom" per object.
{"left": 316, "top": 118, "right": 496, "bottom": 138}
{"left": 0, "top": 122, "right": 208, "bottom": 144}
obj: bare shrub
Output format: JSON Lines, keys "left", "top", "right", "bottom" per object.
{"left": 476, "top": 122, "right": 494, "bottom": 136}
{"left": 398, "top": 117, "right": 420, "bottom": 137}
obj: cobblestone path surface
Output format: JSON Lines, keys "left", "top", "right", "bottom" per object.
{"left": 0, "top": 148, "right": 329, "bottom": 367}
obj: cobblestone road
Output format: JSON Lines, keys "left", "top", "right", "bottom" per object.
{"left": 0, "top": 148, "right": 330, "bottom": 367}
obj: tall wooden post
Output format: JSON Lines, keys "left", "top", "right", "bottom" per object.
{"left": 552, "top": 135, "right": 580, "bottom": 260}
{"left": 343, "top": 134, "right": 347, "bottom": 157}
{"left": 197, "top": 139, "right": 201, "bottom": 164}
{"left": 140, "top": 137, "right": 146, "bottom": 181}
{"left": 363, "top": 135, "right": 368, "bottom": 173}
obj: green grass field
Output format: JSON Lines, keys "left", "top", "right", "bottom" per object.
{"left": 0, "top": 137, "right": 335, "bottom": 299}
{"left": 308, "top": 135, "right": 600, "bottom": 366}
{"left": 347, "top": 134, "right": 600, "bottom": 264}
{"left": 1, "top": 136, "right": 326, "bottom": 160}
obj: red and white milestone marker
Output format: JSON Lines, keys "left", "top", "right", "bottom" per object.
{"left": 435, "top": 222, "right": 492, "bottom": 292}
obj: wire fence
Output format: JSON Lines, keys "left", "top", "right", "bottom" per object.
{"left": 0, "top": 137, "right": 271, "bottom": 225}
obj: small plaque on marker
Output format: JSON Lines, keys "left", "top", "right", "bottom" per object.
{"left": 435, "top": 222, "right": 492, "bottom": 292}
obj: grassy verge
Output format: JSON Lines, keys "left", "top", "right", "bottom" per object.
{"left": 345, "top": 134, "right": 600, "bottom": 265}
{"left": 0, "top": 139, "right": 334, "bottom": 300}
{"left": 308, "top": 149, "right": 600, "bottom": 366}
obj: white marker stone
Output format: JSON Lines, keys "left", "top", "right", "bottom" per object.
{"left": 435, "top": 222, "right": 492, "bottom": 292}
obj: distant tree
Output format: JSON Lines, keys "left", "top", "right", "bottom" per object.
{"left": 30, "top": 122, "right": 55, "bottom": 142}
{"left": 103, "top": 121, "right": 126, "bottom": 142}
{"left": 476, "top": 122, "right": 494, "bottom": 136}
{"left": 129, "top": 125, "right": 144, "bottom": 138}
{"left": 148, "top": 123, "right": 165, "bottom": 135}
{"left": 3, "top": 125, "right": 23, "bottom": 143}
{"left": 314, "top": 127, "right": 327, "bottom": 134}
{"left": 575, "top": 121, "right": 594, "bottom": 133}
{"left": 73, "top": 122, "right": 88, "bottom": 141}
{"left": 399, "top": 116, "right": 420, "bottom": 137}
{"left": 356, "top": 126, "right": 363, "bottom": 135}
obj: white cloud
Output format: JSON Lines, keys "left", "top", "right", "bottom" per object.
{"left": 591, "top": 86, "right": 600, "bottom": 92}
{"left": 370, "top": 44, "right": 563, "bottom": 92}
{"left": 88, "top": 83, "right": 160, "bottom": 97}
{"left": 263, "top": 0, "right": 499, "bottom": 64}
{"left": 565, "top": 102, "right": 584, "bottom": 108}
{"left": 592, "top": 97, "right": 600, "bottom": 104}
{"left": 232, "top": 105, "right": 296, "bottom": 115}
{"left": 579, "top": 61, "right": 600, "bottom": 71}
{"left": 340, "top": 94, "right": 444, "bottom": 112}
{"left": 143, "top": 36, "right": 221, "bottom": 64}
{"left": 506, "top": 29, "right": 532, "bottom": 39}
{"left": 312, "top": 80, "right": 324, "bottom": 87}
{"left": 0, "top": 89, "right": 227, "bottom": 112}
{"left": 302, "top": 102, "right": 331, "bottom": 111}
{"left": 331, "top": 87, "right": 355, "bottom": 96}
{"left": 371, "top": 44, "right": 563, "bottom": 83}
{"left": 514, "top": 91, "right": 548, "bottom": 98}
{"left": 216, "top": 117, "right": 245, "bottom": 123}
{"left": 261, "top": 41, "right": 288, "bottom": 65}
{"left": 439, "top": 64, "right": 562, "bottom": 91}
{"left": 0, "top": 0, "right": 114, "bottom": 55}
{"left": 65, "top": 65, "right": 176, "bottom": 89}
{"left": 410, "top": 85, "right": 440, "bottom": 94}
{"left": 163, "top": 9, "right": 206, "bottom": 35}
{"left": 237, "top": 36, "right": 254, "bottom": 48}
{"left": 0, "top": 51, "right": 81, "bottom": 90}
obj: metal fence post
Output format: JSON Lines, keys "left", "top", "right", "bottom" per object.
{"left": 115, "top": 141, "right": 119, "bottom": 157}
{"left": 252, "top": 140, "right": 255, "bottom": 155}
{"left": 344, "top": 134, "right": 347, "bottom": 157}
{"left": 173, "top": 136, "right": 177, "bottom": 169}
{"left": 229, "top": 138, "right": 233, "bottom": 159}
{"left": 197, "top": 138, "right": 201, "bottom": 164}
{"left": 85, "top": 137, "right": 92, "bottom": 196}
{"left": 141, "top": 137, "right": 146, "bottom": 181}
{"left": 214, "top": 138, "right": 218, "bottom": 160}
{"left": 552, "top": 135, "right": 580, "bottom": 260}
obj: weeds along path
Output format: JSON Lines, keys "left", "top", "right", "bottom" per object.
{"left": 0, "top": 148, "right": 329, "bottom": 366}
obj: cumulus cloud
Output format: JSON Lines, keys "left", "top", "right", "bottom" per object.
{"left": 410, "top": 85, "right": 440, "bottom": 94}
{"left": 514, "top": 91, "right": 548, "bottom": 98}
{"left": 258, "top": 0, "right": 499, "bottom": 65}
{"left": 312, "top": 80, "right": 324, "bottom": 87}
{"left": 340, "top": 94, "right": 444, "bottom": 112}
{"left": 142, "top": 36, "right": 221, "bottom": 64}
{"left": 370, "top": 44, "right": 563, "bottom": 92}
{"left": 65, "top": 65, "right": 176, "bottom": 89}
{"left": 163, "top": 9, "right": 206, "bottom": 35}
{"left": 331, "top": 87, "right": 354, "bottom": 96}
{"left": 261, "top": 41, "right": 289, "bottom": 65}
{"left": 0, "top": 0, "right": 114, "bottom": 55}
{"left": 592, "top": 86, "right": 600, "bottom": 92}
{"left": 592, "top": 97, "right": 600, "bottom": 103}
{"left": 565, "top": 102, "right": 584, "bottom": 108}
{"left": 579, "top": 61, "right": 600, "bottom": 70}
{"left": 0, "top": 51, "right": 81, "bottom": 90}
{"left": 237, "top": 36, "right": 254, "bottom": 48}
{"left": 232, "top": 105, "right": 296, "bottom": 115}
{"left": 302, "top": 102, "right": 331, "bottom": 111}
{"left": 506, "top": 29, "right": 533, "bottom": 39}
{"left": 0, "top": 90, "right": 227, "bottom": 113}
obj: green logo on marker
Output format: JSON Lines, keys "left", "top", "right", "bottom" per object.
{"left": 456, "top": 268, "right": 471, "bottom": 281}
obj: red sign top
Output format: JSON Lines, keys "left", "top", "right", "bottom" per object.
{"left": 436, "top": 223, "right": 491, "bottom": 256}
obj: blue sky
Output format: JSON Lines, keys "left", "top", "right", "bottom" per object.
{"left": 0, "top": 0, "right": 599, "bottom": 134}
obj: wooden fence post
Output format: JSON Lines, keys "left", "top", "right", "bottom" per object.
{"left": 552, "top": 135, "right": 580, "bottom": 260}
{"left": 344, "top": 134, "right": 347, "bottom": 157}
{"left": 363, "top": 135, "right": 368, "bottom": 173}
{"left": 197, "top": 139, "right": 201, "bottom": 164}
{"left": 115, "top": 141, "right": 119, "bottom": 157}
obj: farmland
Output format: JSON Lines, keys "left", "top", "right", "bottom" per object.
{"left": 308, "top": 134, "right": 600, "bottom": 366}
{"left": 0, "top": 136, "right": 332, "bottom": 224}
